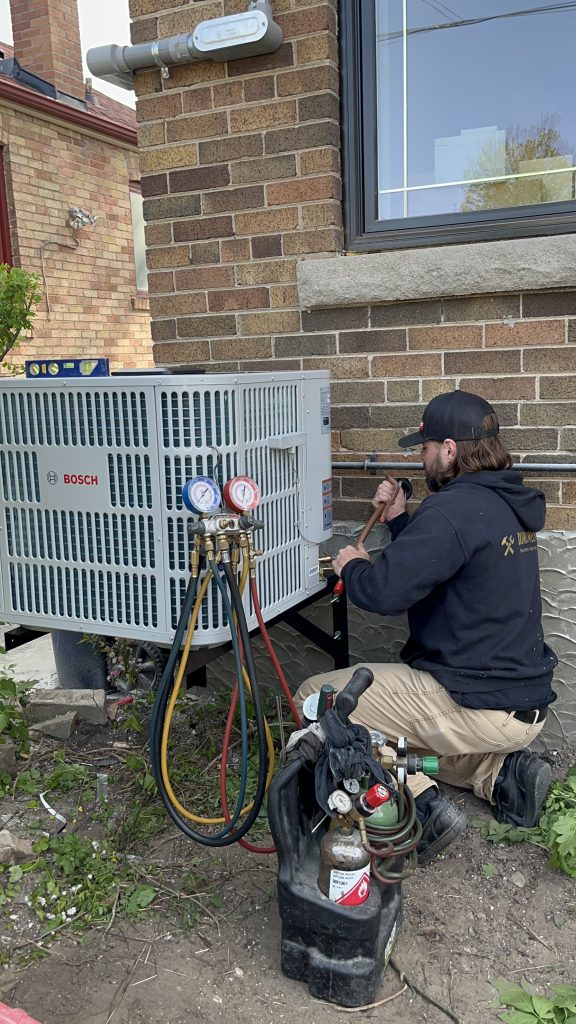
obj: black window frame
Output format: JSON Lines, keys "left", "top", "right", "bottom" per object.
{"left": 340, "top": 0, "right": 576, "bottom": 252}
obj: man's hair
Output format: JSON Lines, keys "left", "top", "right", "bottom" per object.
{"left": 441, "top": 413, "right": 512, "bottom": 484}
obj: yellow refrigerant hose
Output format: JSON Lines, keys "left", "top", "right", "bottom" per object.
{"left": 160, "top": 556, "right": 275, "bottom": 826}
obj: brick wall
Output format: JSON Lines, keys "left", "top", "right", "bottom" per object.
{"left": 0, "top": 105, "right": 153, "bottom": 369}
{"left": 132, "top": 0, "right": 576, "bottom": 528}
{"left": 11, "top": 0, "right": 85, "bottom": 101}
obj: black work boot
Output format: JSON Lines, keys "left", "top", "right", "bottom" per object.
{"left": 492, "top": 750, "right": 551, "bottom": 828}
{"left": 415, "top": 787, "right": 468, "bottom": 866}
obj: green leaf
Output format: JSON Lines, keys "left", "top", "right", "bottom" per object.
{"left": 482, "top": 863, "right": 498, "bottom": 878}
{"left": 530, "top": 994, "right": 556, "bottom": 1019}
{"left": 8, "top": 865, "right": 23, "bottom": 883}
{"left": 491, "top": 979, "right": 535, "bottom": 1012}
{"left": 126, "top": 885, "right": 156, "bottom": 914}
{"left": 499, "top": 1011, "right": 539, "bottom": 1024}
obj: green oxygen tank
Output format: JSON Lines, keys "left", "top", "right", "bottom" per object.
{"left": 359, "top": 781, "right": 399, "bottom": 827}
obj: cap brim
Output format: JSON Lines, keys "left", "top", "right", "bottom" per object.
{"left": 398, "top": 430, "right": 424, "bottom": 449}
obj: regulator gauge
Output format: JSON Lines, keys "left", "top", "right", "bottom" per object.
{"left": 182, "top": 476, "right": 221, "bottom": 514}
{"left": 223, "top": 475, "right": 261, "bottom": 512}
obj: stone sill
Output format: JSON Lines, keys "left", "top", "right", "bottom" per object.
{"left": 296, "top": 234, "right": 576, "bottom": 309}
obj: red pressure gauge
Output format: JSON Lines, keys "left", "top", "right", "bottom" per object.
{"left": 223, "top": 475, "right": 261, "bottom": 512}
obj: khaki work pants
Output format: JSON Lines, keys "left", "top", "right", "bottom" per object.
{"left": 295, "top": 664, "right": 546, "bottom": 803}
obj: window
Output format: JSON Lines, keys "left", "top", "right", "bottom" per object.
{"left": 341, "top": 1, "right": 576, "bottom": 251}
{"left": 0, "top": 149, "right": 13, "bottom": 265}
{"left": 129, "top": 182, "right": 148, "bottom": 294}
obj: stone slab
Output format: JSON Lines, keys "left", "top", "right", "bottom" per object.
{"left": 30, "top": 712, "right": 78, "bottom": 740}
{"left": 26, "top": 689, "right": 107, "bottom": 726}
{"left": 296, "top": 233, "right": 576, "bottom": 309}
{"left": 0, "top": 740, "right": 16, "bottom": 776}
{"left": 0, "top": 829, "right": 34, "bottom": 866}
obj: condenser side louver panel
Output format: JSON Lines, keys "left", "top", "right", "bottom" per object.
{"left": 0, "top": 372, "right": 332, "bottom": 645}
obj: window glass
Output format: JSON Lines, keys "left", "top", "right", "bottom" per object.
{"left": 376, "top": 1, "right": 576, "bottom": 221}
{"left": 129, "top": 185, "right": 148, "bottom": 293}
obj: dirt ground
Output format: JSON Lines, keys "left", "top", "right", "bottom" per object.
{"left": 1, "top": 731, "right": 575, "bottom": 1024}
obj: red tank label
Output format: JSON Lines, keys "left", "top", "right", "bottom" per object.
{"left": 329, "top": 867, "right": 370, "bottom": 905}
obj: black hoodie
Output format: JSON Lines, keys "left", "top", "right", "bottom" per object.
{"left": 341, "top": 470, "right": 557, "bottom": 711}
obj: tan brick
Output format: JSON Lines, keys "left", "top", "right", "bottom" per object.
{"left": 243, "top": 75, "right": 275, "bottom": 103}
{"left": 146, "top": 245, "right": 190, "bottom": 270}
{"left": 277, "top": 65, "right": 338, "bottom": 97}
{"left": 520, "top": 403, "right": 576, "bottom": 426}
{"left": 228, "top": 42, "right": 294, "bottom": 78}
{"left": 240, "top": 358, "right": 301, "bottom": 372}
{"left": 161, "top": 62, "right": 226, "bottom": 89}
{"left": 158, "top": 2, "right": 222, "bottom": 36}
{"left": 445, "top": 350, "right": 521, "bottom": 374}
{"left": 200, "top": 133, "right": 263, "bottom": 164}
{"left": 523, "top": 347, "right": 576, "bottom": 372}
{"left": 138, "top": 122, "right": 165, "bottom": 147}
{"left": 211, "top": 337, "right": 272, "bottom": 361}
{"left": 282, "top": 228, "right": 341, "bottom": 254}
{"left": 371, "top": 353, "right": 442, "bottom": 378}
{"left": 502, "top": 428, "right": 558, "bottom": 450}
{"left": 237, "top": 310, "right": 300, "bottom": 335}
{"left": 174, "top": 215, "right": 233, "bottom": 242}
{"left": 202, "top": 185, "right": 265, "bottom": 214}
{"left": 300, "top": 147, "right": 340, "bottom": 175}
{"left": 561, "top": 481, "right": 576, "bottom": 503}
{"left": 332, "top": 381, "right": 386, "bottom": 405}
{"left": 145, "top": 223, "right": 171, "bottom": 246}
{"left": 295, "top": 34, "right": 338, "bottom": 65}
{"left": 420, "top": 378, "right": 457, "bottom": 400}
{"left": 545, "top": 506, "right": 576, "bottom": 529}
{"left": 459, "top": 376, "right": 536, "bottom": 400}
{"left": 271, "top": 285, "right": 299, "bottom": 307}
{"left": 149, "top": 293, "right": 207, "bottom": 317}
{"left": 235, "top": 207, "right": 299, "bottom": 235}
{"left": 167, "top": 111, "right": 228, "bottom": 143}
{"left": 408, "top": 325, "right": 482, "bottom": 351}
{"left": 153, "top": 340, "right": 211, "bottom": 365}
{"left": 386, "top": 379, "right": 420, "bottom": 402}
{"left": 277, "top": 4, "right": 336, "bottom": 36}
{"left": 230, "top": 100, "right": 297, "bottom": 133}
{"left": 340, "top": 429, "right": 405, "bottom": 451}
{"left": 148, "top": 271, "right": 174, "bottom": 294}
{"left": 536, "top": 376, "right": 576, "bottom": 399}
{"left": 300, "top": 201, "right": 341, "bottom": 229}
{"left": 221, "top": 238, "right": 251, "bottom": 262}
{"left": 303, "top": 356, "right": 368, "bottom": 379}
{"left": 212, "top": 80, "right": 244, "bottom": 108}
{"left": 231, "top": 155, "right": 296, "bottom": 187}
{"left": 267, "top": 175, "right": 340, "bottom": 206}
{"left": 178, "top": 315, "right": 237, "bottom": 338}
{"left": 136, "top": 91, "right": 182, "bottom": 123}
{"left": 485, "top": 320, "right": 565, "bottom": 347}
{"left": 236, "top": 259, "right": 297, "bottom": 286}
{"left": 175, "top": 266, "right": 234, "bottom": 291}
{"left": 181, "top": 86, "right": 213, "bottom": 114}
{"left": 208, "top": 287, "right": 269, "bottom": 312}
{"left": 139, "top": 144, "right": 198, "bottom": 173}
{"left": 560, "top": 427, "right": 576, "bottom": 448}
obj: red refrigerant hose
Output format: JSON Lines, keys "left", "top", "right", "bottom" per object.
{"left": 219, "top": 576, "right": 302, "bottom": 854}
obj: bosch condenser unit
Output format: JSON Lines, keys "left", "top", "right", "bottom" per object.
{"left": 0, "top": 371, "right": 332, "bottom": 645}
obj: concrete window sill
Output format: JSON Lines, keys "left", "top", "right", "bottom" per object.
{"left": 296, "top": 234, "right": 576, "bottom": 309}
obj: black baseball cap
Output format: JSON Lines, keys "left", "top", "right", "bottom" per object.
{"left": 398, "top": 390, "right": 499, "bottom": 449}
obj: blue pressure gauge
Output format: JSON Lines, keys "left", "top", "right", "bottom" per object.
{"left": 182, "top": 476, "right": 221, "bottom": 513}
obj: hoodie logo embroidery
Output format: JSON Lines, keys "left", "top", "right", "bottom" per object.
{"left": 501, "top": 535, "right": 515, "bottom": 557}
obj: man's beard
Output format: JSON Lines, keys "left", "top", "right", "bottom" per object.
{"left": 425, "top": 451, "right": 456, "bottom": 492}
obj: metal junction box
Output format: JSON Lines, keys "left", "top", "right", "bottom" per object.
{"left": 0, "top": 371, "right": 332, "bottom": 645}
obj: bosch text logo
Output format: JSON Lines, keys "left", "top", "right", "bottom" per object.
{"left": 63, "top": 474, "right": 99, "bottom": 486}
